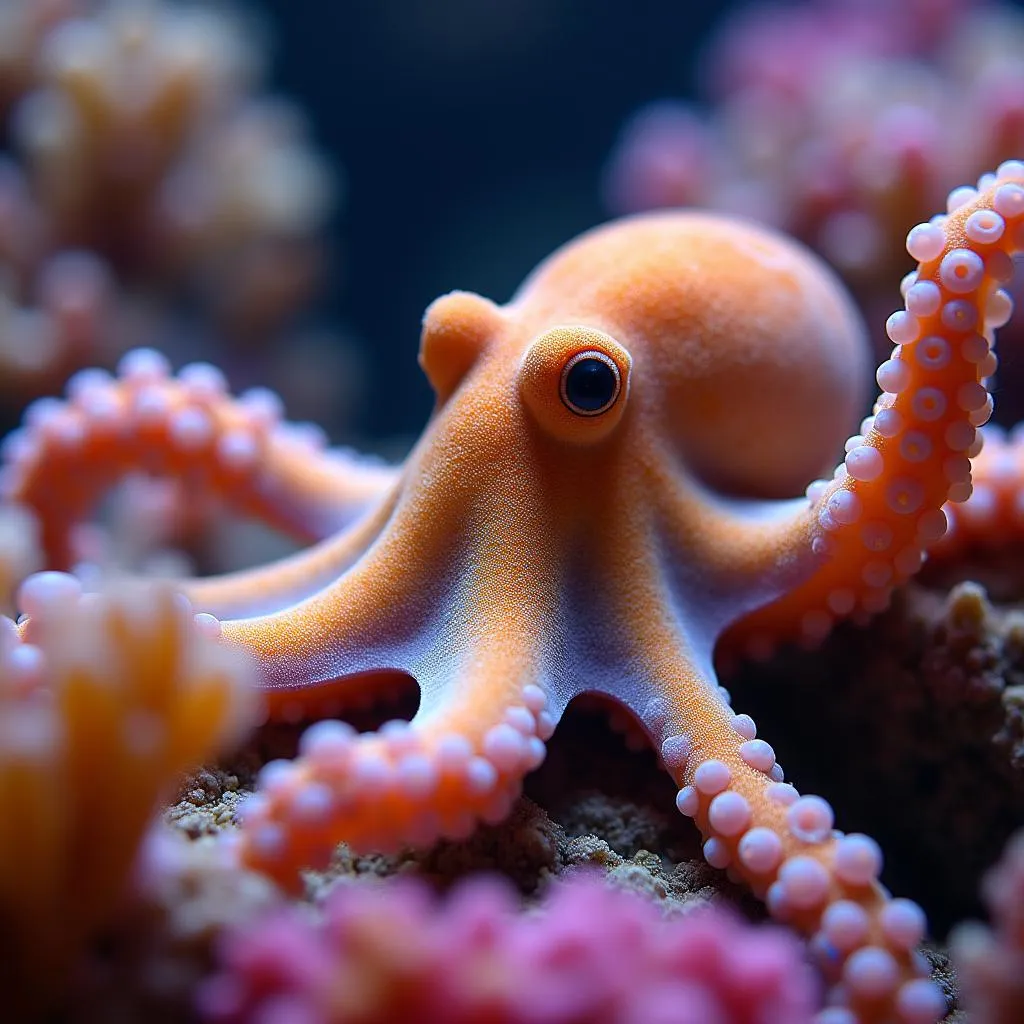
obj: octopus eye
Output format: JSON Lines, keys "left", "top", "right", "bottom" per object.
{"left": 560, "top": 351, "right": 622, "bottom": 416}
{"left": 520, "top": 327, "right": 630, "bottom": 442}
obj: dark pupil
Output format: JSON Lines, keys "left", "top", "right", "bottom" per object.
{"left": 564, "top": 357, "right": 617, "bottom": 413}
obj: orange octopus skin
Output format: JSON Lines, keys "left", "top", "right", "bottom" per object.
{"left": 0, "top": 353, "right": 396, "bottom": 575}
{"left": 931, "top": 423, "right": 1024, "bottom": 557}
{"left": 8, "top": 165, "right": 1024, "bottom": 1023}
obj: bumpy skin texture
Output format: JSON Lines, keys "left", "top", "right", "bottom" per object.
{"left": 0, "top": 351, "right": 396, "bottom": 572}
{"left": 9, "top": 166, "right": 1024, "bottom": 1022}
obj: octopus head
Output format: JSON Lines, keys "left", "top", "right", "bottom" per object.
{"left": 418, "top": 290, "right": 506, "bottom": 404}
{"left": 419, "top": 286, "right": 633, "bottom": 447}
{"left": 418, "top": 211, "right": 868, "bottom": 497}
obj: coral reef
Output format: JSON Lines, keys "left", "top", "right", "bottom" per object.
{"left": 18, "top": 158, "right": 1024, "bottom": 1020}
{"left": 0, "top": 0, "right": 336, "bottom": 417}
{"left": 0, "top": 575, "right": 258, "bottom": 1020}
{"left": 199, "top": 873, "right": 819, "bottom": 1024}
{"left": 72, "top": 826, "right": 281, "bottom": 1024}
{"left": 1, "top": 3, "right": 1024, "bottom": 1023}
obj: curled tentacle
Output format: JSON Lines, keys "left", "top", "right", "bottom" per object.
{"left": 0, "top": 348, "right": 397, "bottom": 569}
{"left": 228, "top": 451, "right": 564, "bottom": 883}
{"left": 237, "top": 672, "right": 552, "bottom": 890}
{"left": 234, "top": 545, "right": 559, "bottom": 886}
{"left": 612, "top": 534, "right": 944, "bottom": 1024}
{"left": 724, "top": 163, "right": 1024, "bottom": 659}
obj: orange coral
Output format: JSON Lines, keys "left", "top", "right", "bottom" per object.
{"left": 0, "top": 575, "right": 260, "bottom": 1020}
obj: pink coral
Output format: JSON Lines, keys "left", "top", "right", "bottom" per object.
{"left": 951, "top": 829, "right": 1024, "bottom": 1023}
{"left": 200, "top": 873, "right": 819, "bottom": 1024}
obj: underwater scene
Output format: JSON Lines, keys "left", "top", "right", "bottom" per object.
{"left": 1, "top": 1, "right": 1023, "bottom": 1021}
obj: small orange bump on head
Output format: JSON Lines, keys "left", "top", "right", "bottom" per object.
{"left": 519, "top": 325, "right": 632, "bottom": 444}
{"left": 419, "top": 291, "right": 505, "bottom": 403}
{"left": 514, "top": 212, "right": 869, "bottom": 497}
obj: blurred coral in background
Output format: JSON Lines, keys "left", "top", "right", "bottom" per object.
{"left": 0, "top": 0, "right": 351, "bottom": 581}
{"left": 0, "top": 502, "right": 40, "bottom": 613}
{"left": 200, "top": 873, "right": 819, "bottom": 1024}
{"left": 604, "top": 0, "right": 1024, "bottom": 374}
{"left": 0, "top": 575, "right": 258, "bottom": 1020}
{"left": 951, "top": 830, "right": 1024, "bottom": 1024}
{"left": 0, "top": 0, "right": 336, "bottom": 415}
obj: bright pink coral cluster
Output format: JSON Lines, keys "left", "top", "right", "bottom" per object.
{"left": 199, "top": 874, "right": 819, "bottom": 1024}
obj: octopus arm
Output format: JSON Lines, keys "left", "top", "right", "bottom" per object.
{"left": 930, "top": 423, "right": 1024, "bottom": 557}
{"left": 604, "top": 540, "right": 942, "bottom": 1024}
{"left": 233, "top": 520, "right": 558, "bottom": 888}
{"left": 659, "top": 643, "right": 940, "bottom": 1024}
{"left": 0, "top": 350, "right": 397, "bottom": 568}
{"left": 725, "top": 166, "right": 1024, "bottom": 659}
{"left": 651, "top": 456, "right": 820, "bottom": 635}
{"left": 181, "top": 485, "right": 399, "bottom": 619}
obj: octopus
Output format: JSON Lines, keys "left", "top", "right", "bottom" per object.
{"left": 7, "top": 162, "right": 1024, "bottom": 1024}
